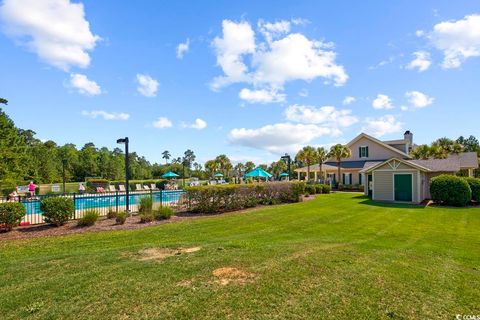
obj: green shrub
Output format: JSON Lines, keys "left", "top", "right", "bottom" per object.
{"left": 139, "top": 196, "right": 153, "bottom": 213}
{"left": 77, "top": 210, "right": 99, "bottom": 227}
{"left": 139, "top": 212, "right": 155, "bottom": 223}
{"left": 185, "top": 182, "right": 304, "bottom": 214}
{"left": 430, "top": 175, "right": 472, "bottom": 207}
{"left": 314, "top": 184, "right": 323, "bottom": 194}
{"left": 305, "top": 185, "right": 316, "bottom": 195}
{"left": 40, "top": 197, "right": 74, "bottom": 226}
{"left": 154, "top": 207, "right": 174, "bottom": 220}
{"left": 0, "top": 202, "right": 26, "bottom": 231}
{"left": 321, "top": 184, "right": 331, "bottom": 194}
{"left": 107, "top": 209, "right": 117, "bottom": 219}
{"left": 464, "top": 177, "right": 480, "bottom": 202}
{"left": 116, "top": 211, "right": 127, "bottom": 225}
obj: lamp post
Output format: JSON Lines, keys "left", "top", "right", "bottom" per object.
{"left": 117, "top": 137, "right": 130, "bottom": 212}
{"left": 61, "top": 158, "right": 67, "bottom": 194}
{"left": 281, "top": 153, "right": 291, "bottom": 181}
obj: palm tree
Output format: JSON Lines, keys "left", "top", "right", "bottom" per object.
{"left": 316, "top": 147, "right": 329, "bottom": 180}
{"left": 245, "top": 161, "right": 255, "bottom": 172}
{"left": 295, "top": 146, "right": 317, "bottom": 181}
{"left": 429, "top": 143, "right": 447, "bottom": 159}
{"left": 328, "top": 144, "right": 351, "bottom": 185}
{"left": 215, "top": 154, "right": 232, "bottom": 177}
{"left": 411, "top": 144, "right": 431, "bottom": 160}
{"left": 234, "top": 163, "right": 246, "bottom": 182}
{"left": 162, "top": 150, "right": 171, "bottom": 164}
{"left": 204, "top": 160, "right": 218, "bottom": 178}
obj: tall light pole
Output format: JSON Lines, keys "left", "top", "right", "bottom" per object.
{"left": 61, "top": 158, "right": 67, "bottom": 194}
{"left": 117, "top": 137, "right": 130, "bottom": 212}
{"left": 281, "top": 153, "right": 291, "bottom": 181}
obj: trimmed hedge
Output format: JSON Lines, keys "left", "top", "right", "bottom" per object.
{"left": 430, "top": 175, "right": 472, "bottom": 207}
{"left": 0, "top": 202, "right": 26, "bottom": 231}
{"left": 185, "top": 182, "right": 305, "bottom": 213}
{"left": 464, "top": 177, "right": 480, "bottom": 202}
{"left": 40, "top": 197, "right": 75, "bottom": 226}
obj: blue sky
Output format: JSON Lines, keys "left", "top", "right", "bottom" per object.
{"left": 1, "top": 1, "right": 479, "bottom": 165}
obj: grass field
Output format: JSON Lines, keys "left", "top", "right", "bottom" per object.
{"left": 1, "top": 193, "right": 479, "bottom": 319}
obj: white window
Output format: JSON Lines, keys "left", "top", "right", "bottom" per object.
{"left": 359, "top": 146, "right": 369, "bottom": 158}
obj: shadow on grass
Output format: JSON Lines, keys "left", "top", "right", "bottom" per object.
{"left": 358, "top": 198, "right": 427, "bottom": 209}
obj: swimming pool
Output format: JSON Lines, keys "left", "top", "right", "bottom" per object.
{"left": 21, "top": 190, "right": 185, "bottom": 224}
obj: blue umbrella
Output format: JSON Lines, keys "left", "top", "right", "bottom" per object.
{"left": 214, "top": 172, "right": 224, "bottom": 177}
{"left": 244, "top": 167, "right": 273, "bottom": 178}
{"left": 162, "top": 171, "right": 180, "bottom": 178}
{"left": 279, "top": 172, "right": 289, "bottom": 177}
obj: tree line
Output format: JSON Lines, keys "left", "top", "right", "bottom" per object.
{"left": 0, "top": 100, "right": 295, "bottom": 191}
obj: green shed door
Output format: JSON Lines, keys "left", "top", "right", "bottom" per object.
{"left": 394, "top": 174, "right": 412, "bottom": 202}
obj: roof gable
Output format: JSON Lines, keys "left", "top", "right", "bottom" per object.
{"left": 347, "top": 133, "right": 410, "bottom": 159}
{"left": 360, "top": 158, "right": 430, "bottom": 173}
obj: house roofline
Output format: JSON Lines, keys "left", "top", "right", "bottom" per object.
{"left": 344, "top": 133, "right": 411, "bottom": 159}
{"left": 360, "top": 157, "right": 431, "bottom": 173}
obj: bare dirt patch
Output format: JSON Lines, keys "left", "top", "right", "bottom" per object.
{"left": 134, "top": 246, "right": 201, "bottom": 262}
{"left": 212, "top": 267, "right": 255, "bottom": 285}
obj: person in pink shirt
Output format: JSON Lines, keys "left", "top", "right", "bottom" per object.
{"left": 28, "top": 181, "right": 36, "bottom": 198}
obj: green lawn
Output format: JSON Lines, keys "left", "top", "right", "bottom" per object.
{"left": 1, "top": 193, "right": 479, "bottom": 319}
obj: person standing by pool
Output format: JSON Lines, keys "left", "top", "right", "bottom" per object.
{"left": 78, "top": 183, "right": 85, "bottom": 194}
{"left": 28, "top": 181, "right": 36, "bottom": 198}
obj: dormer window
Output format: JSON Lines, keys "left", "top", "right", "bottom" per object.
{"left": 359, "top": 146, "right": 369, "bottom": 158}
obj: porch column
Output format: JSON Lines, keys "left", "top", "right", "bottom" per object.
{"left": 468, "top": 168, "right": 474, "bottom": 177}
{"left": 314, "top": 171, "right": 318, "bottom": 182}
{"left": 297, "top": 171, "right": 300, "bottom": 180}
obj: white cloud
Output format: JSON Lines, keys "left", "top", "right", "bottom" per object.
{"left": 298, "top": 88, "right": 309, "bottom": 97}
{"left": 405, "top": 91, "right": 434, "bottom": 108}
{"left": 372, "top": 94, "right": 394, "bottom": 109}
{"left": 136, "top": 74, "right": 159, "bottom": 97}
{"left": 427, "top": 14, "right": 480, "bottom": 68}
{"left": 258, "top": 19, "right": 291, "bottom": 42}
{"left": 362, "top": 115, "right": 402, "bottom": 137}
{"left": 176, "top": 38, "right": 190, "bottom": 59}
{"left": 0, "top": 0, "right": 100, "bottom": 71}
{"left": 211, "top": 19, "right": 348, "bottom": 101}
{"left": 406, "top": 51, "right": 431, "bottom": 72}
{"left": 342, "top": 96, "right": 356, "bottom": 105}
{"left": 182, "top": 118, "right": 207, "bottom": 130}
{"left": 211, "top": 20, "right": 256, "bottom": 90}
{"left": 252, "top": 33, "right": 348, "bottom": 87}
{"left": 81, "top": 110, "right": 129, "bottom": 120}
{"left": 284, "top": 104, "right": 358, "bottom": 127}
{"left": 239, "top": 88, "right": 286, "bottom": 104}
{"left": 229, "top": 122, "right": 341, "bottom": 154}
{"left": 152, "top": 117, "right": 173, "bottom": 129}
{"left": 68, "top": 73, "right": 101, "bottom": 96}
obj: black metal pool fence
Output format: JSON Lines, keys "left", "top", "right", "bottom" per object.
{"left": 0, "top": 189, "right": 186, "bottom": 225}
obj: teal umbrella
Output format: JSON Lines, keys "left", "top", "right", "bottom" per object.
{"left": 279, "top": 172, "right": 289, "bottom": 177}
{"left": 214, "top": 172, "right": 224, "bottom": 178}
{"left": 162, "top": 171, "right": 179, "bottom": 178}
{"left": 244, "top": 167, "right": 273, "bottom": 178}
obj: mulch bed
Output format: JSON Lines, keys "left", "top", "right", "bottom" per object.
{"left": 0, "top": 195, "right": 317, "bottom": 241}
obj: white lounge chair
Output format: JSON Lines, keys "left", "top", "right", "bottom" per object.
{"left": 108, "top": 185, "right": 116, "bottom": 192}
{"left": 143, "top": 185, "right": 150, "bottom": 191}
{"left": 135, "top": 184, "right": 143, "bottom": 191}
{"left": 150, "top": 183, "right": 157, "bottom": 190}
{"left": 118, "top": 185, "right": 126, "bottom": 192}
